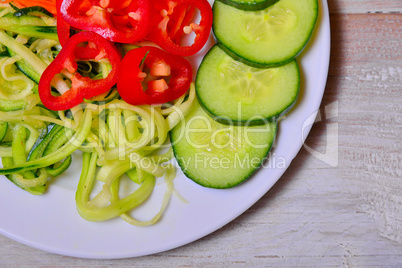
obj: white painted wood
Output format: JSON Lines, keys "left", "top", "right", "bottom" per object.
{"left": 328, "top": 0, "right": 402, "bottom": 13}
{"left": 1, "top": 4, "right": 402, "bottom": 268}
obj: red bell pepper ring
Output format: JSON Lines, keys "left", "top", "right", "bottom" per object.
{"left": 56, "top": 0, "right": 70, "bottom": 46}
{"left": 39, "top": 31, "right": 121, "bottom": 111}
{"left": 117, "top": 46, "right": 192, "bottom": 105}
{"left": 60, "top": 0, "right": 152, "bottom": 44}
{"left": 147, "top": 0, "right": 213, "bottom": 57}
{"left": 56, "top": 0, "right": 100, "bottom": 60}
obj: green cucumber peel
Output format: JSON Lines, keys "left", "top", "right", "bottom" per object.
{"left": 212, "top": 0, "right": 319, "bottom": 67}
{"left": 27, "top": 124, "right": 63, "bottom": 161}
{"left": 171, "top": 102, "right": 278, "bottom": 189}
{"left": 3, "top": 26, "right": 58, "bottom": 40}
{"left": 196, "top": 45, "right": 300, "bottom": 125}
{"left": 13, "top": 6, "right": 53, "bottom": 18}
{"left": 217, "top": 0, "right": 280, "bottom": 11}
{"left": 46, "top": 154, "right": 72, "bottom": 177}
{"left": 6, "top": 47, "right": 41, "bottom": 84}
{"left": 43, "top": 127, "right": 74, "bottom": 156}
{"left": 2, "top": 157, "right": 46, "bottom": 195}
{"left": 0, "top": 122, "right": 8, "bottom": 142}
{"left": 0, "top": 111, "right": 92, "bottom": 175}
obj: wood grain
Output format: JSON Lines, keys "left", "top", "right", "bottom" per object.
{"left": 327, "top": 0, "right": 402, "bottom": 13}
{"left": 1, "top": 3, "right": 402, "bottom": 267}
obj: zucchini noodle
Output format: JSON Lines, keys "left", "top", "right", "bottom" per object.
{"left": 0, "top": 2, "right": 196, "bottom": 225}
{"left": 0, "top": 56, "right": 34, "bottom": 100}
{"left": 0, "top": 94, "right": 40, "bottom": 111}
{"left": 28, "top": 115, "right": 68, "bottom": 128}
{"left": 0, "top": 6, "right": 13, "bottom": 18}
{"left": 29, "top": 38, "right": 59, "bottom": 65}
{"left": 15, "top": 34, "right": 29, "bottom": 44}
{"left": 20, "top": 123, "right": 40, "bottom": 154}
{"left": 117, "top": 165, "right": 176, "bottom": 226}
{"left": 11, "top": 167, "right": 47, "bottom": 187}
{"left": 0, "top": 107, "right": 47, "bottom": 129}
{"left": 165, "top": 83, "right": 197, "bottom": 130}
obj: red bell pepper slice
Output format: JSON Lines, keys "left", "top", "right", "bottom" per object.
{"left": 56, "top": 0, "right": 70, "bottom": 46}
{"left": 147, "top": 0, "right": 213, "bottom": 57}
{"left": 117, "top": 46, "right": 192, "bottom": 105}
{"left": 60, "top": 0, "right": 152, "bottom": 44}
{"left": 39, "top": 31, "right": 121, "bottom": 111}
{"left": 56, "top": 0, "right": 100, "bottom": 60}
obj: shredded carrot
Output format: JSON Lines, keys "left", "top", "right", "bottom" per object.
{"left": 2, "top": 0, "right": 57, "bottom": 15}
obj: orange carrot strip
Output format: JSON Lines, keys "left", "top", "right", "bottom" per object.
{"left": 10, "top": 0, "right": 57, "bottom": 15}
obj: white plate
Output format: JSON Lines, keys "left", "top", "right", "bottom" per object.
{"left": 0, "top": 0, "right": 330, "bottom": 259}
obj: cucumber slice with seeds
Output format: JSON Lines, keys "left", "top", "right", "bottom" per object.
{"left": 213, "top": 0, "right": 318, "bottom": 67}
{"left": 196, "top": 45, "right": 299, "bottom": 125}
{"left": 171, "top": 101, "right": 277, "bottom": 189}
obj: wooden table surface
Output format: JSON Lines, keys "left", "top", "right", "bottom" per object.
{"left": 1, "top": 0, "right": 401, "bottom": 266}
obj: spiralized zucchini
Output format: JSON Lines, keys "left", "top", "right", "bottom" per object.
{"left": 0, "top": 3, "right": 196, "bottom": 225}
{"left": 0, "top": 56, "right": 35, "bottom": 100}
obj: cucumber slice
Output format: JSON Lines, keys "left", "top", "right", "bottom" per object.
{"left": 196, "top": 45, "right": 299, "bottom": 125}
{"left": 213, "top": 0, "right": 318, "bottom": 67}
{"left": 217, "top": 0, "right": 280, "bottom": 11}
{"left": 171, "top": 101, "right": 277, "bottom": 189}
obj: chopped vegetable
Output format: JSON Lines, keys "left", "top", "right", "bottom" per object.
{"left": 212, "top": 0, "right": 319, "bottom": 67}
{"left": 56, "top": 0, "right": 101, "bottom": 59}
{"left": 196, "top": 45, "right": 300, "bottom": 124}
{"left": 0, "top": 0, "right": 319, "bottom": 229}
{"left": 59, "top": 0, "right": 152, "bottom": 44}
{"left": 147, "top": 0, "right": 213, "bottom": 56}
{"left": 0, "top": 2, "right": 200, "bottom": 227}
{"left": 117, "top": 46, "right": 192, "bottom": 105}
{"left": 171, "top": 100, "right": 277, "bottom": 188}
{"left": 55, "top": 0, "right": 71, "bottom": 46}
{"left": 38, "top": 31, "right": 121, "bottom": 110}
